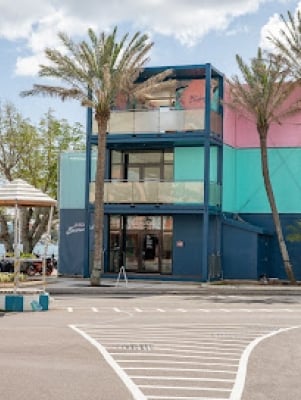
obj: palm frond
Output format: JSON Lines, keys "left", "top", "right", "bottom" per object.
{"left": 20, "top": 85, "right": 87, "bottom": 102}
{"left": 227, "top": 47, "right": 301, "bottom": 135}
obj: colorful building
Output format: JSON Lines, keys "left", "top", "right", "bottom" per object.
{"left": 58, "top": 64, "right": 301, "bottom": 281}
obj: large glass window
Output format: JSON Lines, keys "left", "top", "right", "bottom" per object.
{"left": 110, "top": 149, "right": 173, "bottom": 181}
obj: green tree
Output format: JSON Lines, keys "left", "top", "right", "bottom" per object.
{"left": 18, "top": 109, "right": 85, "bottom": 253}
{"left": 227, "top": 48, "right": 301, "bottom": 284}
{"left": 21, "top": 26, "right": 174, "bottom": 286}
{"left": 0, "top": 102, "right": 85, "bottom": 253}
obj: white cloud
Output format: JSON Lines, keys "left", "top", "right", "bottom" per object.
{"left": 0, "top": 0, "right": 286, "bottom": 76}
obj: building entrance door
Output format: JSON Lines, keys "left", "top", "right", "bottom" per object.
{"left": 109, "top": 215, "right": 172, "bottom": 274}
{"left": 125, "top": 230, "right": 160, "bottom": 273}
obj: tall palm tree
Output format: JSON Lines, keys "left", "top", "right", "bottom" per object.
{"left": 227, "top": 48, "right": 301, "bottom": 284}
{"left": 21, "top": 27, "right": 174, "bottom": 285}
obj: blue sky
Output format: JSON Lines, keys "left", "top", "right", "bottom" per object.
{"left": 0, "top": 0, "right": 300, "bottom": 127}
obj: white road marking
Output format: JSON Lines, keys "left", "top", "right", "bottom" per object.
{"left": 139, "top": 385, "right": 231, "bottom": 392}
{"left": 69, "top": 325, "right": 147, "bottom": 400}
{"left": 124, "top": 367, "right": 236, "bottom": 374}
{"left": 116, "top": 360, "right": 239, "bottom": 367}
{"left": 229, "top": 325, "right": 301, "bottom": 400}
{"left": 111, "top": 352, "right": 240, "bottom": 361}
{"left": 55, "top": 305, "right": 301, "bottom": 314}
{"left": 69, "top": 321, "right": 301, "bottom": 400}
{"left": 147, "top": 397, "right": 228, "bottom": 400}
{"left": 130, "top": 375, "right": 235, "bottom": 383}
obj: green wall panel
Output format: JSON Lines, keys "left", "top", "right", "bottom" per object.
{"left": 59, "top": 152, "right": 86, "bottom": 209}
{"left": 224, "top": 147, "right": 301, "bottom": 213}
{"left": 222, "top": 145, "right": 237, "bottom": 212}
{"left": 174, "top": 146, "right": 217, "bottom": 181}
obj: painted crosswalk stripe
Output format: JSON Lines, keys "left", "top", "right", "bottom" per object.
{"left": 124, "top": 367, "right": 236, "bottom": 374}
{"left": 146, "top": 397, "right": 227, "bottom": 400}
{"left": 130, "top": 376, "right": 235, "bottom": 383}
{"left": 117, "top": 360, "right": 239, "bottom": 367}
{"left": 139, "top": 385, "right": 231, "bottom": 392}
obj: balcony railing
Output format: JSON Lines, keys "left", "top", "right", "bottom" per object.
{"left": 89, "top": 181, "right": 221, "bottom": 206}
{"left": 92, "top": 108, "right": 205, "bottom": 134}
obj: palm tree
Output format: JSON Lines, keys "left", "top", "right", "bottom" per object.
{"left": 267, "top": 10, "right": 301, "bottom": 80}
{"left": 21, "top": 27, "right": 174, "bottom": 285}
{"left": 227, "top": 48, "right": 301, "bottom": 284}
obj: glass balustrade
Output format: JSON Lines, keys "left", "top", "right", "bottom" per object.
{"left": 92, "top": 108, "right": 205, "bottom": 134}
{"left": 89, "top": 181, "right": 221, "bottom": 206}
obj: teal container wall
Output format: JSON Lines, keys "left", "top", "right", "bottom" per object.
{"left": 174, "top": 147, "right": 217, "bottom": 181}
{"left": 222, "top": 145, "right": 236, "bottom": 212}
{"left": 223, "top": 146, "right": 301, "bottom": 213}
{"left": 59, "top": 153, "right": 96, "bottom": 209}
{"left": 59, "top": 153, "right": 86, "bottom": 209}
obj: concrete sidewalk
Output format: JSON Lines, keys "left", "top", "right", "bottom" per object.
{"left": 43, "top": 276, "right": 301, "bottom": 296}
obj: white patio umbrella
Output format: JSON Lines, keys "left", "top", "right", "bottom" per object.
{"left": 0, "top": 179, "right": 56, "bottom": 292}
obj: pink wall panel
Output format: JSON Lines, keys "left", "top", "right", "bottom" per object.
{"left": 223, "top": 85, "right": 301, "bottom": 148}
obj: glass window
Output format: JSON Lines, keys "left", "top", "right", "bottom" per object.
{"left": 111, "top": 150, "right": 122, "bottom": 163}
{"left": 128, "top": 152, "right": 161, "bottom": 163}
{"left": 164, "top": 164, "right": 173, "bottom": 181}
{"left": 111, "top": 165, "right": 122, "bottom": 180}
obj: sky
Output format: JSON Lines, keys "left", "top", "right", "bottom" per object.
{"left": 0, "top": 0, "right": 300, "bottom": 127}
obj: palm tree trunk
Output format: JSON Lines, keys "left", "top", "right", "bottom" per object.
{"left": 259, "top": 135, "right": 296, "bottom": 284}
{"left": 90, "top": 116, "right": 108, "bottom": 286}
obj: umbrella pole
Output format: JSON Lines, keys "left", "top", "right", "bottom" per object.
{"left": 13, "top": 204, "right": 20, "bottom": 293}
{"left": 42, "top": 206, "right": 54, "bottom": 292}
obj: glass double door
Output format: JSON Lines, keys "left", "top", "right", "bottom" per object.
{"left": 125, "top": 230, "right": 160, "bottom": 272}
{"left": 109, "top": 216, "right": 173, "bottom": 274}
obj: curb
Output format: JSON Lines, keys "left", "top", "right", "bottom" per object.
{"left": 46, "top": 285, "right": 301, "bottom": 296}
